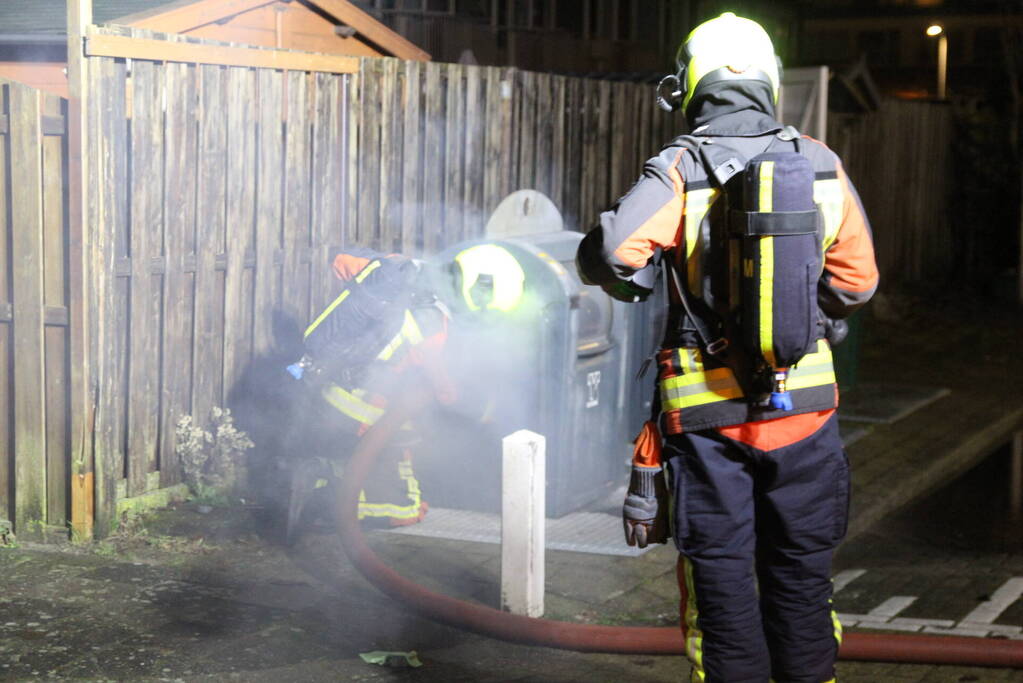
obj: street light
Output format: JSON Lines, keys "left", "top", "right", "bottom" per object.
{"left": 926, "top": 24, "right": 947, "bottom": 99}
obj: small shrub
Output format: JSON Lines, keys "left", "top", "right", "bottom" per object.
{"left": 175, "top": 407, "right": 254, "bottom": 503}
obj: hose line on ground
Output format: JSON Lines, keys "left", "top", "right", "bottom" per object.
{"left": 333, "top": 392, "right": 1023, "bottom": 668}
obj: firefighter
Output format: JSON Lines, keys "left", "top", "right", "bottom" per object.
{"left": 284, "top": 249, "right": 448, "bottom": 538}
{"left": 286, "top": 244, "right": 524, "bottom": 540}
{"left": 576, "top": 13, "right": 878, "bottom": 683}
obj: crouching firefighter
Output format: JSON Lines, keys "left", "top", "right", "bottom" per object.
{"left": 285, "top": 248, "right": 456, "bottom": 539}
{"left": 577, "top": 13, "right": 878, "bottom": 683}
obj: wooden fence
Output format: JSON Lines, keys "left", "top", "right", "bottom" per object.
{"left": 1, "top": 27, "right": 679, "bottom": 539}
{"left": 828, "top": 99, "right": 954, "bottom": 283}
{"left": 0, "top": 81, "right": 72, "bottom": 540}
{"left": 346, "top": 59, "right": 676, "bottom": 251}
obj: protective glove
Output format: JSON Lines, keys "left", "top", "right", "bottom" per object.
{"left": 823, "top": 316, "right": 849, "bottom": 346}
{"left": 622, "top": 420, "right": 669, "bottom": 548}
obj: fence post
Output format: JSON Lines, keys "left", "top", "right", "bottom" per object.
{"left": 67, "top": 0, "right": 95, "bottom": 541}
{"left": 501, "top": 429, "right": 545, "bottom": 617}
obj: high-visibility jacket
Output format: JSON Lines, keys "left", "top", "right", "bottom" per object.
{"left": 577, "top": 109, "right": 878, "bottom": 435}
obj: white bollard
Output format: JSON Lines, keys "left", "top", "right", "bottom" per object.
{"left": 501, "top": 429, "right": 545, "bottom": 617}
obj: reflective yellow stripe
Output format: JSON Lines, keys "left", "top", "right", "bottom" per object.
{"left": 322, "top": 384, "right": 384, "bottom": 425}
{"left": 357, "top": 461, "right": 422, "bottom": 520}
{"left": 814, "top": 178, "right": 844, "bottom": 252}
{"left": 682, "top": 558, "right": 705, "bottom": 681}
{"left": 304, "top": 289, "right": 350, "bottom": 338}
{"left": 400, "top": 310, "right": 424, "bottom": 345}
{"left": 684, "top": 188, "right": 719, "bottom": 295}
{"left": 758, "top": 161, "right": 776, "bottom": 367}
{"left": 305, "top": 260, "right": 382, "bottom": 338}
{"left": 661, "top": 341, "right": 834, "bottom": 411}
{"left": 354, "top": 259, "right": 382, "bottom": 283}
{"left": 788, "top": 369, "right": 836, "bottom": 390}
{"left": 376, "top": 310, "right": 424, "bottom": 362}
{"left": 831, "top": 597, "right": 843, "bottom": 646}
{"left": 357, "top": 501, "right": 421, "bottom": 519}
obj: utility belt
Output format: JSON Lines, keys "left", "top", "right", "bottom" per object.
{"left": 656, "top": 338, "right": 837, "bottom": 435}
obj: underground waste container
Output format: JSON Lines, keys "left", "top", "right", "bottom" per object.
{"left": 418, "top": 191, "right": 636, "bottom": 517}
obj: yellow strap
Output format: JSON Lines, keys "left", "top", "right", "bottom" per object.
{"left": 354, "top": 259, "right": 382, "bottom": 283}
{"left": 304, "top": 288, "right": 350, "bottom": 339}
{"left": 376, "top": 310, "right": 424, "bottom": 362}
{"left": 757, "top": 161, "right": 777, "bottom": 367}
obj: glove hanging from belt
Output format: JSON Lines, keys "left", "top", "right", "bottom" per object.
{"left": 623, "top": 420, "right": 669, "bottom": 548}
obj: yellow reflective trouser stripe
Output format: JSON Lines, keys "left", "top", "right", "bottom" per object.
{"left": 681, "top": 557, "right": 705, "bottom": 682}
{"left": 832, "top": 601, "right": 843, "bottom": 646}
{"left": 357, "top": 459, "right": 422, "bottom": 520}
{"left": 661, "top": 341, "right": 834, "bottom": 411}
{"left": 322, "top": 384, "right": 384, "bottom": 425}
{"left": 376, "top": 310, "right": 424, "bottom": 362}
{"left": 758, "top": 162, "right": 777, "bottom": 367}
{"left": 354, "top": 259, "right": 382, "bottom": 283}
{"left": 304, "top": 288, "right": 350, "bottom": 338}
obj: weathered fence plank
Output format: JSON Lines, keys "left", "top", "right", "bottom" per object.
{"left": 378, "top": 58, "right": 400, "bottom": 252}
{"left": 160, "top": 57, "right": 199, "bottom": 485}
{"left": 223, "top": 65, "right": 257, "bottom": 404}
{"left": 563, "top": 77, "right": 582, "bottom": 229}
{"left": 252, "top": 68, "right": 284, "bottom": 358}
{"left": 549, "top": 75, "right": 566, "bottom": 216}
{"left": 89, "top": 56, "right": 129, "bottom": 535}
{"left": 482, "top": 66, "right": 505, "bottom": 218}
{"left": 444, "top": 64, "right": 466, "bottom": 243}
{"left": 10, "top": 84, "right": 47, "bottom": 537}
{"left": 345, "top": 67, "right": 361, "bottom": 252}
{"left": 358, "top": 60, "right": 382, "bottom": 248}
{"left": 517, "top": 69, "right": 536, "bottom": 194}
{"left": 41, "top": 93, "right": 68, "bottom": 527}
{"left": 282, "top": 70, "right": 314, "bottom": 327}
{"left": 193, "top": 64, "right": 228, "bottom": 427}
{"left": 0, "top": 83, "right": 11, "bottom": 525}
{"left": 594, "top": 79, "right": 612, "bottom": 218}
{"left": 533, "top": 73, "right": 554, "bottom": 202}
{"left": 400, "top": 60, "right": 422, "bottom": 254}
{"left": 127, "top": 59, "right": 163, "bottom": 497}
{"left": 423, "top": 61, "right": 444, "bottom": 253}
{"left": 463, "top": 66, "right": 484, "bottom": 239}
{"left": 311, "top": 72, "right": 345, "bottom": 312}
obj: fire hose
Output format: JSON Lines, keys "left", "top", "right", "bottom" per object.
{"left": 333, "top": 388, "right": 1023, "bottom": 668}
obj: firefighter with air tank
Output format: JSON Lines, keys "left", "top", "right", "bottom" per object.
{"left": 284, "top": 244, "right": 524, "bottom": 542}
{"left": 577, "top": 12, "right": 879, "bottom": 683}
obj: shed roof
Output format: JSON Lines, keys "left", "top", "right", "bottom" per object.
{"left": 0, "top": 0, "right": 174, "bottom": 35}
{"left": 0, "top": 0, "right": 427, "bottom": 61}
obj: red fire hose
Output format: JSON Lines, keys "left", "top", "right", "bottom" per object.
{"left": 333, "top": 390, "right": 1023, "bottom": 668}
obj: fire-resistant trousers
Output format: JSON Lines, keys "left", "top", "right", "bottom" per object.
{"left": 665, "top": 413, "right": 848, "bottom": 683}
